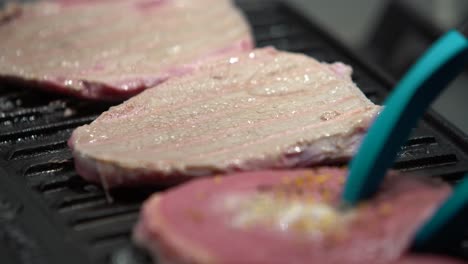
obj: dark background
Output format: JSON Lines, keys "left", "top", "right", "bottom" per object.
{"left": 289, "top": 0, "right": 468, "bottom": 135}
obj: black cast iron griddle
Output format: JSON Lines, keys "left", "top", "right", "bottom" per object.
{"left": 1, "top": 1, "right": 468, "bottom": 264}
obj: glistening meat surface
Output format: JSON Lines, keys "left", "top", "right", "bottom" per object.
{"left": 0, "top": 0, "right": 252, "bottom": 100}
{"left": 133, "top": 168, "right": 455, "bottom": 264}
{"left": 69, "top": 48, "right": 380, "bottom": 187}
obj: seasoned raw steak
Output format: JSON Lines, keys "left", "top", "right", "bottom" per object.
{"left": 69, "top": 48, "right": 380, "bottom": 188}
{"left": 0, "top": 0, "right": 252, "bottom": 100}
{"left": 133, "top": 168, "right": 454, "bottom": 264}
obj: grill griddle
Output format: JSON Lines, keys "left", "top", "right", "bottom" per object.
{"left": 1, "top": 1, "right": 468, "bottom": 263}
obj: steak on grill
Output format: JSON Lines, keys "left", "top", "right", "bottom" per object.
{"left": 69, "top": 48, "right": 380, "bottom": 188}
{"left": 0, "top": 0, "right": 253, "bottom": 100}
{"left": 133, "top": 168, "right": 454, "bottom": 264}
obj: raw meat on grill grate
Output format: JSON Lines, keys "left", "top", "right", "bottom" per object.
{"left": 69, "top": 47, "right": 380, "bottom": 188}
{"left": 133, "top": 168, "right": 456, "bottom": 264}
{"left": 0, "top": 0, "right": 253, "bottom": 100}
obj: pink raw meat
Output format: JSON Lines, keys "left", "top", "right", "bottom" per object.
{"left": 133, "top": 168, "right": 455, "bottom": 264}
{"left": 0, "top": 0, "right": 253, "bottom": 100}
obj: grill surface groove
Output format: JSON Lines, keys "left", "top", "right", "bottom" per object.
{"left": 8, "top": 141, "right": 69, "bottom": 160}
{"left": 72, "top": 213, "right": 139, "bottom": 232}
{"left": 90, "top": 232, "right": 131, "bottom": 248}
{"left": 23, "top": 158, "right": 73, "bottom": 178}
{"left": 395, "top": 154, "right": 459, "bottom": 171}
{"left": 57, "top": 193, "right": 108, "bottom": 212}
{"left": 0, "top": 117, "right": 95, "bottom": 144}
{"left": 33, "top": 172, "right": 81, "bottom": 192}
{"left": 404, "top": 136, "right": 437, "bottom": 147}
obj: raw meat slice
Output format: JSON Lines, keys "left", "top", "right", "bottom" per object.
{"left": 0, "top": 0, "right": 253, "bottom": 100}
{"left": 69, "top": 47, "right": 380, "bottom": 188}
{"left": 133, "top": 168, "right": 453, "bottom": 264}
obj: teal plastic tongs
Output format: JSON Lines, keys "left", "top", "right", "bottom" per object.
{"left": 342, "top": 22, "right": 468, "bottom": 251}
